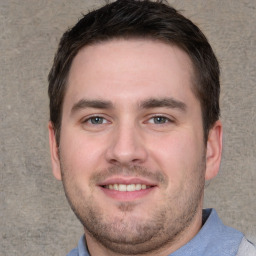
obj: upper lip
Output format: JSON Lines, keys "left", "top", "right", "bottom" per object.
{"left": 97, "top": 176, "right": 158, "bottom": 187}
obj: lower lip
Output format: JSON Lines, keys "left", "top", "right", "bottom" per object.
{"left": 99, "top": 186, "right": 156, "bottom": 201}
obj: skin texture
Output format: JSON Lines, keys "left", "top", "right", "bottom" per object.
{"left": 49, "top": 39, "right": 222, "bottom": 256}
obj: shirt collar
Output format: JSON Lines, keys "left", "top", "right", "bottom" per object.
{"left": 170, "top": 208, "right": 243, "bottom": 256}
{"left": 77, "top": 209, "right": 243, "bottom": 256}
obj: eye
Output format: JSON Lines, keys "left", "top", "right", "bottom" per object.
{"left": 85, "top": 116, "right": 108, "bottom": 125}
{"left": 148, "top": 116, "right": 172, "bottom": 124}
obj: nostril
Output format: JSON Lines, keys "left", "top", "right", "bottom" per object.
{"left": 108, "top": 158, "right": 119, "bottom": 165}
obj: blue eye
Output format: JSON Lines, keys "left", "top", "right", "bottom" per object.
{"left": 153, "top": 116, "right": 168, "bottom": 124}
{"left": 88, "top": 116, "right": 106, "bottom": 124}
{"left": 148, "top": 116, "right": 170, "bottom": 124}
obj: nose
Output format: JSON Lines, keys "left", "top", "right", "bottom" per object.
{"left": 105, "top": 122, "right": 148, "bottom": 165}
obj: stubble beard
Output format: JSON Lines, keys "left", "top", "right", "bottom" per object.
{"left": 60, "top": 160, "right": 206, "bottom": 255}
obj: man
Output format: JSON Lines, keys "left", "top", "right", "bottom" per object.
{"left": 48, "top": 0, "right": 256, "bottom": 255}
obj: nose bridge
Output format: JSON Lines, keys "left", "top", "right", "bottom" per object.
{"left": 106, "top": 118, "right": 147, "bottom": 164}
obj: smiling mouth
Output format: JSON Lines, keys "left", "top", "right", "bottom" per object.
{"left": 102, "top": 184, "right": 153, "bottom": 192}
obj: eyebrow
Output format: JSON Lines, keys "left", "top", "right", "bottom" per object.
{"left": 71, "top": 97, "right": 187, "bottom": 114}
{"left": 71, "top": 99, "right": 113, "bottom": 114}
{"left": 140, "top": 97, "right": 187, "bottom": 111}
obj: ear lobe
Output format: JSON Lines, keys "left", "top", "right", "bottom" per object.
{"left": 48, "top": 121, "right": 62, "bottom": 180}
{"left": 205, "top": 120, "right": 223, "bottom": 181}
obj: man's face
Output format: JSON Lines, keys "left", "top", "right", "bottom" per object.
{"left": 49, "top": 39, "right": 221, "bottom": 255}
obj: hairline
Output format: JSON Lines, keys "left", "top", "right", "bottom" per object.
{"left": 55, "top": 36, "right": 205, "bottom": 145}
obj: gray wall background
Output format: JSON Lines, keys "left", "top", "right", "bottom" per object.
{"left": 0, "top": 0, "right": 255, "bottom": 255}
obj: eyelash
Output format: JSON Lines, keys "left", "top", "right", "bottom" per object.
{"left": 82, "top": 115, "right": 109, "bottom": 125}
{"left": 146, "top": 115, "right": 174, "bottom": 125}
{"left": 81, "top": 114, "right": 174, "bottom": 126}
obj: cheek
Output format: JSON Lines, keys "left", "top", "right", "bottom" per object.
{"left": 59, "top": 128, "right": 105, "bottom": 177}
{"left": 148, "top": 131, "right": 203, "bottom": 176}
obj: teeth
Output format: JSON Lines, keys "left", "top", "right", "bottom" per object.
{"left": 119, "top": 184, "right": 126, "bottom": 192}
{"left": 105, "top": 184, "right": 150, "bottom": 192}
{"left": 135, "top": 184, "right": 141, "bottom": 190}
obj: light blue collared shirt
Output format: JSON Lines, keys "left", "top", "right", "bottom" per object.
{"left": 67, "top": 209, "right": 247, "bottom": 256}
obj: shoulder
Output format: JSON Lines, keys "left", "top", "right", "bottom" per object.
{"left": 66, "top": 248, "right": 79, "bottom": 256}
{"left": 236, "top": 237, "right": 256, "bottom": 256}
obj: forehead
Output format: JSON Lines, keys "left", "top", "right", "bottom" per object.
{"left": 65, "top": 39, "right": 197, "bottom": 108}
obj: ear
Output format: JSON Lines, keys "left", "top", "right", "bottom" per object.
{"left": 205, "top": 120, "right": 223, "bottom": 181}
{"left": 48, "top": 121, "right": 62, "bottom": 180}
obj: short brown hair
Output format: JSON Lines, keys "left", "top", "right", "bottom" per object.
{"left": 48, "top": 0, "right": 220, "bottom": 145}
